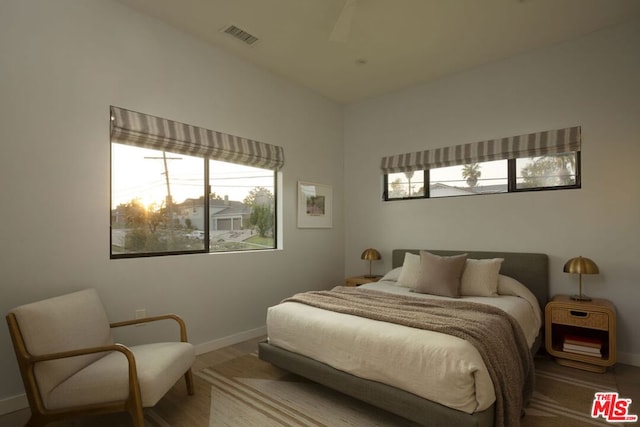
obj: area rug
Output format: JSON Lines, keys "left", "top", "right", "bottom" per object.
{"left": 195, "top": 353, "right": 623, "bottom": 427}
{"left": 523, "top": 357, "right": 623, "bottom": 427}
{"left": 198, "top": 353, "right": 416, "bottom": 426}
{"left": 39, "top": 354, "right": 624, "bottom": 426}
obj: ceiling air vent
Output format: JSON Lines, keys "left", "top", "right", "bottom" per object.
{"left": 222, "top": 25, "right": 259, "bottom": 46}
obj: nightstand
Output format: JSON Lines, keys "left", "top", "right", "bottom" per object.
{"left": 344, "top": 275, "right": 382, "bottom": 287}
{"left": 545, "top": 295, "right": 616, "bottom": 373}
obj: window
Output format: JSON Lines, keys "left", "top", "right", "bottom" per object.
{"left": 514, "top": 152, "right": 579, "bottom": 190}
{"left": 384, "top": 154, "right": 579, "bottom": 200}
{"left": 110, "top": 106, "right": 283, "bottom": 258}
{"left": 386, "top": 171, "right": 425, "bottom": 199}
{"left": 429, "top": 160, "right": 508, "bottom": 198}
{"left": 382, "top": 127, "right": 581, "bottom": 201}
{"left": 208, "top": 159, "right": 275, "bottom": 252}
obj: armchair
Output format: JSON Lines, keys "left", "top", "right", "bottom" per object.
{"left": 6, "top": 288, "right": 195, "bottom": 426}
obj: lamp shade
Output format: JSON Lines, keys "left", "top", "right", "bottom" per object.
{"left": 361, "top": 248, "right": 381, "bottom": 261}
{"left": 563, "top": 256, "right": 599, "bottom": 275}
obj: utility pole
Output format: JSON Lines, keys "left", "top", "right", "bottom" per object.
{"left": 144, "top": 152, "right": 181, "bottom": 245}
{"left": 161, "top": 152, "right": 173, "bottom": 206}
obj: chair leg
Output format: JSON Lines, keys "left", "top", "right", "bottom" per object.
{"left": 25, "top": 416, "right": 41, "bottom": 427}
{"left": 129, "top": 406, "right": 145, "bottom": 427}
{"left": 184, "top": 368, "right": 195, "bottom": 395}
{"left": 25, "top": 410, "right": 46, "bottom": 427}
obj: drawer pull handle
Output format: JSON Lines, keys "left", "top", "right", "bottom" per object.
{"left": 570, "top": 310, "right": 588, "bottom": 318}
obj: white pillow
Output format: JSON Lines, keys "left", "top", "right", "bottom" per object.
{"left": 460, "top": 258, "right": 503, "bottom": 296}
{"left": 498, "top": 274, "right": 542, "bottom": 325}
{"left": 498, "top": 274, "right": 538, "bottom": 305}
{"left": 396, "top": 252, "right": 421, "bottom": 288}
{"left": 380, "top": 267, "right": 403, "bottom": 282}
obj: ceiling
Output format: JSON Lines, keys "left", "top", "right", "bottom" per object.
{"left": 115, "top": 0, "right": 640, "bottom": 104}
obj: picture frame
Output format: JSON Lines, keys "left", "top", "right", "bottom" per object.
{"left": 297, "top": 181, "right": 333, "bottom": 228}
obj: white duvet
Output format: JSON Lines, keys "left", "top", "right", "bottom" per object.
{"left": 266, "top": 280, "right": 541, "bottom": 414}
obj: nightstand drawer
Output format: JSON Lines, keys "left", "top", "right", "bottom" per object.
{"left": 550, "top": 307, "right": 608, "bottom": 330}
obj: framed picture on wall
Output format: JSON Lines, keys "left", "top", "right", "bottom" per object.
{"left": 297, "top": 181, "right": 332, "bottom": 228}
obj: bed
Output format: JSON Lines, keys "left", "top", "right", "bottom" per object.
{"left": 259, "top": 249, "right": 549, "bottom": 427}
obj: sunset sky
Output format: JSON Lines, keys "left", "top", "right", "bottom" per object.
{"left": 111, "top": 144, "right": 273, "bottom": 209}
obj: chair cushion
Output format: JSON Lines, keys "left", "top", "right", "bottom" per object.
{"left": 11, "top": 289, "right": 114, "bottom": 399}
{"left": 46, "top": 342, "right": 195, "bottom": 409}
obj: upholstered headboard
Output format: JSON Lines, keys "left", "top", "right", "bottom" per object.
{"left": 392, "top": 249, "right": 549, "bottom": 311}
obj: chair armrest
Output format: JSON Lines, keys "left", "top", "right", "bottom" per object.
{"left": 110, "top": 314, "right": 189, "bottom": 343}
{"left": 27, "top": 343, "right": 142, "bottom": 414}
{"left": 29, "top": 343, "right": 134, "bottom": 363}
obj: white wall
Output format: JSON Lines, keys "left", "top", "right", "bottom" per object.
{"left": 0, "top": 0, "right": 344, "bottom": 406}
{"left": 344, "top": 19, "right": 640, "bottom": 365}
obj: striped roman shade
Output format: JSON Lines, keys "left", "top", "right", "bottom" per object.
{"left": 110, "top": 106, "right": 284, "bottom": 171}
{"left": 380, "top": 126, "right": 581, "bottom": 174}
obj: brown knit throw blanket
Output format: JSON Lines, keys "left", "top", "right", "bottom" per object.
{"left": 283, "top": 286, "right": 534, "bottom": 427}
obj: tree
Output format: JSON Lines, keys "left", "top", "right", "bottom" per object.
{"left": 462, "top": 163, "right": 482, "bottom": 188}
{"left": 520, "top": 154, "right": 575, "bottom": 188}
{"left": 244, "top": 187, "right": 274, "bottom": 237}
{"left": 119, "top": 199, "right": 167, "bottom": 233}
{"left": 404, "top": 171, "right": 415, "bottom": 197}
{"left": 243, "top": 186, "right": 274, "bottom": 206}
{"left": 390, "top": 178, "right": 406, "bottom": 198}
{"left": 118, "top": 199, "right": 168, "bottom": 251}
{"left": 250, "top": 205, "right": 273, "bottom": 237}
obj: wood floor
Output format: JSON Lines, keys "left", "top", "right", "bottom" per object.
{"left": 2, "top": 336, "right": 639, "bottom": 426}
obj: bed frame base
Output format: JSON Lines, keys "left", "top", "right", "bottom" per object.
{"left": 258, "top": 342, "right": 494, "bottom": 427}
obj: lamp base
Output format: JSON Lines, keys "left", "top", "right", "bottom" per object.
{"left": 570, "top": 294, "right": 592, "bottom": 302}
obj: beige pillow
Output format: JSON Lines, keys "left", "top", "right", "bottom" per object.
{"left": 414, "top": 251, "right": 467, "bottom": 297}
{"left": 460, "top": 258, "right": 504, "bottom": 296}
{"left": 397, "top": 252, "right": 420, "bottom": 288}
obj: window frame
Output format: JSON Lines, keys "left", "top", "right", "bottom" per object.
{"left": 110, "top": 148, "right": 279, "bottom": 260}
{"left": 383, "top": 152, "right": 581, "bottom": 201}
{"left": 508, "top": 151, "right": 581, "bottom": 193}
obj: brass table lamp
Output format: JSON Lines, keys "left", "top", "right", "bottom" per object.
{"left": 361, "top": 248, "right": 381, "bottom": 278}
{"left": 563, "top": 256, "right": 599, "bottom": 301}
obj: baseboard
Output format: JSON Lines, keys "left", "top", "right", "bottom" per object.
{"left": 0, "top": 326, "right": 268, "bottom": 416}
{"left": 195, "top": 325, "right": 267, "bottom": 355}
{"left": 618, "top": 351, "right": 640, "bottom": 367}
{"left": 0, "top": 393, "right": 28, "bottom": 416}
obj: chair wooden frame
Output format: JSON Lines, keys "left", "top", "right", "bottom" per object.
{"left": 6, "top": 313, "right": 195, "bottom": 427}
